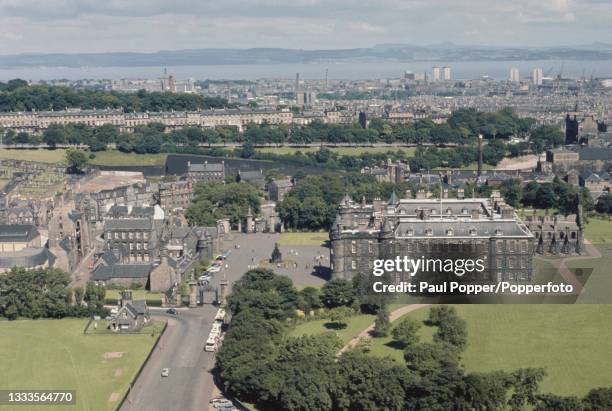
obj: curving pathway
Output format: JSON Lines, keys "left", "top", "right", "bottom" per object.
{"left": 339, "top": 304, "right": 430, "bottom": 354}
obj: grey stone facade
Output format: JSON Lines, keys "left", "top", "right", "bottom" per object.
{"left": 330, "top": 194, "right": 539, "bottom": 283}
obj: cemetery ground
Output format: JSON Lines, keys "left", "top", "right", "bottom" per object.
{"left": 0, "top": 318, "right": 162, "bottom": 411}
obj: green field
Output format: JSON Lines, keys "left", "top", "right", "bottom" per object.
{"left": 291, "top": 313, "right": 376, "bottom": 344}
{"left": 277, "top": 231, "right": 329, "bottom": 246}
{"left": 89, "top": 150, "right": 167, "bottom": 166}
{"left": 584, "top": 216, "right": 612, "bottom": 244}
{"left": 0, "top": 319, "right": 161, "bottom": 411}
{"left": 0, "top": 148, "right": 68, "bottom": 164}
{"left": 367, "top": 304, "right": 612, "bottom": 397}
{"left": 256, "top": 146, "right": 417, "bottom": 157}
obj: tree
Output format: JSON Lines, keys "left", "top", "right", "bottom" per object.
{"left": 42, "top": 124, "right": 66, "bottom": 147}
{"left": 65, "top": 149, "right": 88, "bottom": 173}
{"left": 74, "top": 287, "right": 84, "bottom": 306}
{"left": 595, "top": 193, "right": 612, "bottom": 214}
{"left": 583, "top": 387, "right": 612, "bottom": 411}
{"left": 535, "top": 394, "right": 584, "bottom": 411}
{"left": 508, "top": 368, "right": 546, "bottom": 411}
{"left": 404, "top": 342, "right": 460, "bottom": 377}
{"left": 0, "top": 267, "right": 84, "bottom": 319}
{"left": 320, "top": 279, "right": 355, "bottom": 308}
{"left": 328, "top": 306, "right": 352, "bottom": 329}
{"left": 434, "top": 314, "right": 468, "bottom": 350}
{"left": 391, "top": 317, "right": 421, "bottom": 348}
{"left": 297, "top": 286, "right": 322, "bottom": 312}
{"left": 372, "top": 307, "right": 391, "bottom": 337}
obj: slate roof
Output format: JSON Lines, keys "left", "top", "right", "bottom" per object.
{"left": 0, "top": 224, "right": 39, "bottom": 243}
{"left": 578, "top": 148, "right": 612, "bottom": 161}
{"left": 0, "top": 247, "right": 54, "bottom": 268}
{"left": 189, "top": 162, "right": 224, "bottom": 172}
{"left": 105, "top": 218, "right": 152, "bottom": 231}
{"left": 395, "top": 220, "right": 530, "bottom": 238}
{"left": 270, "top": 179, "right": 293, "bottom": 188}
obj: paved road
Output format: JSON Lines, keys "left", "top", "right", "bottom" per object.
{"left": 119, "top": 307, "right": 217, "bottom": 411}
{"left": 121, "top": 233, "right": 328, "bottom": 411}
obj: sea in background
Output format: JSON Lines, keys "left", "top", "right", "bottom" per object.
{"left": 1, "top": 60, "right": 611, "bottom": 82}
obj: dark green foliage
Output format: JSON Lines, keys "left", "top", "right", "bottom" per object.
{"left": 65, "top": 149, "right": 88, "bottom": 173}
{"left": 595, "top": 193, "right": 612, "bottom": 215}
{"left": 535, "top": 394, "right": 584, "bottom": 411}
{"left": 508, "top": 368, "right": 547, "bottom": 411}
{"left": 582, "top": 387, "right": 612, "bottom": 411}
{"left": 463, "top": 371, "right": 514, "bottom": 411}
{"left": 185, "top": 181, "right": 261, "bottom": 227}
{"left": 391, "top": 317, "right": 421, "bottom": 348}
{"left": 320, "top": 279, "right": 355, "bottom": 308}
{"left": 332, "top": 352, "right": 414, "bottom": 411}
{"left": 0, "top": 267, "right": 100, "bottom": 319}
{"left": 372, "top": 307, "right": 391, "bottom": 337}
{"left": 404, "top": 342, "right": 460, "bottom": 377}
{"left": 0, "top": 82, "right": 229, "bottom": 112}
{"left": 297, "top": 286, "right": 322, "bottom": 312}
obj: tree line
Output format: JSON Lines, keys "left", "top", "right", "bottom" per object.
{"left": 0, "top": 79, "right": 229, "bottom": 112}
{"left": 217, "top": 268, "right": 612, "bottom": 410}
{"left": 0, "top": 267, "right": 108, "bottom": 320}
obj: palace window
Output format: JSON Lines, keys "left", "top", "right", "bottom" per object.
{"left": 351, "top": 260, "right": 357, "bottom": 270}
{"left": 351, "top": 241, "right": 357, "bottom": 254}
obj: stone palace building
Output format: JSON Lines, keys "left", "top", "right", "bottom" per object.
{"left": 329, "top": 193, "right": 581, "bottom": 284}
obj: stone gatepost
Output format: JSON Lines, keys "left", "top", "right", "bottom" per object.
{"left": 189, "top": 281, "right": 198, "bottom": 307}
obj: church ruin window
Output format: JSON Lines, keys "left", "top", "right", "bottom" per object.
{"left": 559, "top": 231, "right": 564, "bottom": 239}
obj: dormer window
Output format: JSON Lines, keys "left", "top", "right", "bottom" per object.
{"left": 461, "top": 208, "right": 468, "bottom": 214}
{"left": 495, "top": 229, "right": 504, "bottom": 236}
{"left": 407, "top": 229, "right": 414, "bottom": 236}
{"left": 469, "top": 228, "right": 477, "bottom": 236}
{"left": 446, "top": 208, "right": 452, "bottom": 215}
{"left": 425, "top": 228, "right": 433, "bottom": 236}
{"left": 446, "top": 229, "right": 454, "bottom": 236}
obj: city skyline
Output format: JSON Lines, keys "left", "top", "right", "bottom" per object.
{"left": 0, "top": 0, "right": 611, "bottom": 54}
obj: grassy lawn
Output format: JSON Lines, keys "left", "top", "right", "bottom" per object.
{"left": 584, "top": 216, "right": 612, "bottom": 244}
{"left": 278, "top": 231, "right": 329, "bottom": 246}
{"left": 291, "top": 313, "right": 376, "bottom": 344}
{"left": 256, "top": 146, "right": 417, "bottom": 157}
{"left": 0, "top": 148, "right": 68, "bottom": 164}
{"left": 367, "top": 304, "right": 612, "bottom": 397}
{"left": 0, "top": 319, "right": 161, "bottom": 411}
{"left": 89, "top": 150, "right": 167, "bottom": 166}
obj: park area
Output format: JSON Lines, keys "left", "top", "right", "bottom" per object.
{"left": 291, "top": 304, "right": 612, "bottom": 397}
{"left": 0, "top": 319, "right": 161, "bottom": 410}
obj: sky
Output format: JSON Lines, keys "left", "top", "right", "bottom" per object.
{"left": 0, "top": 0, "right": 610, "bottom": 54}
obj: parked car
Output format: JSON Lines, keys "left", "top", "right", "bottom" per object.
{"left": 166, "top": 308, "right": 178, "bottom": 315}
{"left": 199, "top": 274, "right": 212, "bottom": 282}
{"left": 208, "top": 265, "right": 221, "bottom": 273}
{"left": 161, "top": 368, "right": 170, "bottom": 377}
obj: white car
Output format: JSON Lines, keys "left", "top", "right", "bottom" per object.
{"left": 161, "top": 368, "right": 170, "bottom": 377}
{"left": 208, "top": 266, "right": 221, "bottom": 273}
{"left": 199, "top": 274, "right": 211, "bottom": 282}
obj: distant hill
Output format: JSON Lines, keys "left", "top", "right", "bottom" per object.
{"left": 1, "top": 45, "right": 611, "bottom": 69}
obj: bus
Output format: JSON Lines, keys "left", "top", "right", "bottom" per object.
{"left": 205, "top": 335, "right": 218, "bottom": 352}
{"left": 214, "top": 308, "right": 226, "bottom": 324}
